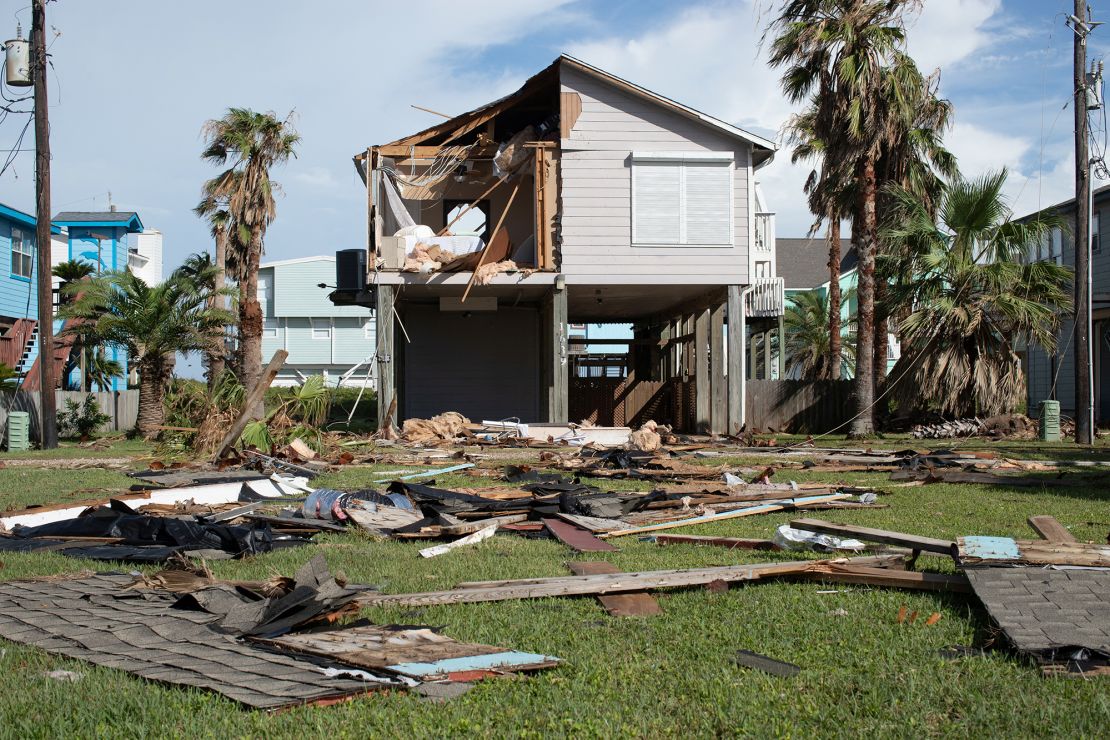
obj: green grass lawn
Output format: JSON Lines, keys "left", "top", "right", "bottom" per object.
{"left": 0, "top": 451, "right": 1108, "bottom": 736}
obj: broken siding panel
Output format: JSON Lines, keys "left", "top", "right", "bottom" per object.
{"left": 559, "top": 66, "right": 750, "bottom": 284}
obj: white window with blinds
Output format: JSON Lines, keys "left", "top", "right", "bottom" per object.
{"left": 631, "top": 152, "right": 733, "bottom": 246}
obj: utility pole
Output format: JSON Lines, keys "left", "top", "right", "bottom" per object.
{"left": 32, "top": 0, "right": 56, "bottom": 449}
{"left": 1073, "top": 0, "right": 1093, "bottom": 446}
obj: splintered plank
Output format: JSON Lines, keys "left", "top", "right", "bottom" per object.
{"left": 567, "top": 561, "right": 662, "bottom": 616}
{"left": 601, "top": 494, "right": 851, "bottom": 538}
{"left": 543, "top": 518, "right": 618, "bottom": 552}
{"left": 798, "top": 563, "right": 971, "bottom": 593}
{"left": 790, "top": 518, "right": 955, "bottom": 555}
{"left": 1026, "top": 515, "right": 1077, "bottom": 543}
{"left": 354, "top": 555, "right": 903, "bottom": 608}
{"left": 653, "top": 534, "right": 781, "bottom": 551}
{"left": 957, "top": 536, "right": 1110, "bottom": 567}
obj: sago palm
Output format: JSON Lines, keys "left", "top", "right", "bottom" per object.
{"left": 200, "top": 109, "right": 298, "bottom": 417}
{"left": 785, "top": 289, "right": 856, "bottom": 380}
{"left": 881, "top": 170, "right": 1071, "bottom": 417}
{"left": 59, "top": 267, "right": 235, "bottom": 438}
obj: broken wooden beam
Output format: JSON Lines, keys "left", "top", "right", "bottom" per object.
{"left": 797, "top": 563, "right": 971, "bottom": 593}
{"left": 543, "top": 518, "right": 617, "bottom": 552}
{"left": 601, "top": 494, "right": 851, "bottom": 538}
{"left": 652, "top": 534, "right": 781, "bottom": 551}
{"left": 567, "top": 561, "right": 662, "bottom": 616}
{"left": 1026, "top": 515, "right": 1077, "bottom": 543}
{"left": 354, "top": 554, "right": 903, "bottom": 608}
{"left": 956, "top": 536, "right": 1110, "bottom": 567}
{"left": 211, "top": 349, "right": 289, "bottom": 463}
{"left": 790, "top": 518, "right": 955, "bottom": 556}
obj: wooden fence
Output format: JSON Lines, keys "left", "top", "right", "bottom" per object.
{"left": 0, "top": 390, "right": 139, "bottom": 443}
{"left": 745, "top": 379, "right": 853, "bottom": 434}
{"left": 570, "top": 377, "right": 852, "bottom": 434}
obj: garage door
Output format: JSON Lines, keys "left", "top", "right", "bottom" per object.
{"left": 401, "top": 304, "right": 541, "bottom": 422}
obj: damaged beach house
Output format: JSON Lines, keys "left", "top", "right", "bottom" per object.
{"left": 330, "top": 56, "right": 784, "bottom": 436}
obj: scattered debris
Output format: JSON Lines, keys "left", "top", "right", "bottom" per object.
{"left": 567, "top": 561, "right": 662, "bottom": 616}
{"left": 628, "top": 421, "right": 662, "bottom": 452}
{"left": 733, "top": 650, "right": 800, "bottom": 677}
{"left": 419, "top": 523, "right": 498, "bottom": 558}
{"left": 773, "top": 524, "right": 867, "bottom": 553}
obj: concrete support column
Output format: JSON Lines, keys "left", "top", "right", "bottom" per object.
{"left": 375, "top": 284, "right": 395, "bottom": 430}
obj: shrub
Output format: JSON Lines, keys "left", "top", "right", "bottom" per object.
{"left": 58, "top": 394, "right": 111, "bottom": 440}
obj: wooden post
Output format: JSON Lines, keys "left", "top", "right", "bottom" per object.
{"left": 777, "top": 313, "right": 786, "bottom": 379}
{"left": 764, "top": 328, "right": 772, "bottom": 381}
{"left": 553, "top": 284, "right": 569, "bottom": 423}
{"left": 544, "top": 284, "right": 569, "bottom": 423}
{"left": 695, "top": 308, "right": 710, "bottom": 434}
{"left": 376, "top": 284, "right": 396, "bottom": 431}
{"left": 727, "top": 286, "right": 745, "bottom": 435}
{"left": 710, "top": 302, "right": 726, "bottom": 434}
{"left": 211, "top": 349, "right": 288, "bottom": 462}
{"left": 32, "top": 0, "right": 55, "bottom": 448}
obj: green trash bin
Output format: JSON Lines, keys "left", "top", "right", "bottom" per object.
{"left": 7, "top": 410, "right": 30, "bottom": 451}
{"left": 1039, "top": 400, "right": 1061, "bottom": 442}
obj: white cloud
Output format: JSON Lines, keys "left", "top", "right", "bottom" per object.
{"left": 906, "top": 0, "right": 1002, "bottom": 74}
{"left": 291, "top": 166, "right": 339, "bottom": 189}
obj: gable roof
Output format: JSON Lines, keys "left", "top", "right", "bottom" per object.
{"left": 53, "top": 211, "right": 144, "bottom": 233}
{"left": 1014, "top": 182, "right": 1110, "bottom": 221}
{"left": 777, "top": 237, "right": 859, "bottom": 291}
{"left": 360, "top": 55, "right": 777, "bottom": 174}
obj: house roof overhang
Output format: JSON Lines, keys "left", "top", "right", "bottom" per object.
{"left": 0, "top": 202, "right": 62, "bottom": 233}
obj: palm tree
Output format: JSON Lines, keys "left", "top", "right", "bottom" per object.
{"left": 58, "top": 268, "right": 235, "bottom": 438}
{"left": 767, "top": 0, "right": 918, "bottom": 436}
{"left": 194, "top": 192, "right": 234, "bottom": 384}
{"left": 200, "top": 109, "right": 299, "bottom": 418}
{"left": 784, "top": 289, "right": 856, "bottom": 380}
{"left": 881, "top": 170, "right": 1071, "bottom": 417}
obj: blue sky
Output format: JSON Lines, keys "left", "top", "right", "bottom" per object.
{"left": 0, "top": 0, "right": 1104, "bottom": 271}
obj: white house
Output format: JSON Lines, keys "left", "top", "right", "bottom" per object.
{"left": 127, "top": 229, "right": 164, "bottom": 285}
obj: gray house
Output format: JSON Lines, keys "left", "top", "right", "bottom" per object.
{"left": 331, "top": 55, "right": 784, "bottom": 433}
{"left": 1021, "top": 183, "right": 1110, "bottom": 423}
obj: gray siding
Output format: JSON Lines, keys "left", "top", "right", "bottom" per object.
{"left": 1024, "top": 190, "right": 1110, "bottom": 417}
{"left": 559, "top": 66, "right": 751, "bottom": 284}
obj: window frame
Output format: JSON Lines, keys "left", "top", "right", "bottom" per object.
{"left": 311, "top": 318, "right": 332, "bottom": 340}
{"left": 1093, "top": 209, "right": 1101, "bottom": 254}
{"left": 262, "top": 318, "right": 279, "bottom": 339}
{"left": 10, "top": 226, "right": 33, "bottom": 280}
{"left": 630, "top": 151, "right": 735, "bottom": 248}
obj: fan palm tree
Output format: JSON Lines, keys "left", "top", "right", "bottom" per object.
{"left": 200, "top": 109, "right": 299, "bottom": 418}
{"left": 881, "top": 170, "right": 1071, "bottom": 417}
{"left": 784, "top": 289, "right": 856, "bottom": 380}
{"left": 58, "top": 267, "right": 235, "bottom": 438}
{"left": 767, "top": 0, "right": 919, "bottom": 436}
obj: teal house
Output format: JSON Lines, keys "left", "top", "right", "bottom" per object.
{"left": 778, "top": 236, "right": 899, "bottom": 378}
{"left": 260, "top": 256, "right": 376, "bottom": 386}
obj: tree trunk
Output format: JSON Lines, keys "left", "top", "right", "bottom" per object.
{"left": 827, "top": 217, "right": 843, "bottom": 380}
{"left": 207, "top": 230, "right": 228, "bottom": 387}
{"left": 135, "top": 356, "right": 166, "bottom": 439}
{"left": 239, "top": 231, "right": 265, "bottom": 419}
{"left": 850, "top": 158, "right": 877, "bottom": 438}
{"left": 873, "top": 276, "right": 889, "bottom": 422}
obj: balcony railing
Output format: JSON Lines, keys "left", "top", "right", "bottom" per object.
{"left": 754, "top": 212, "right": 775, "bottom": 253}
{"left": 746, "top": 276, "right": 785, "bottom": 318}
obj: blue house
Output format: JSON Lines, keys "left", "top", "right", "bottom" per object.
{"left": 0, "top": 202, "right": 61, "bottom": 384}
{"left": 51, "top": 210, "right": 145, "bottom": 391}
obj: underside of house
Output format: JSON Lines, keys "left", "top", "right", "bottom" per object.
{"left": 331, "top": 56, "right": 784, "bottom": 433}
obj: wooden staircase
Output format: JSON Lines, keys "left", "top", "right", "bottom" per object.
{"left": 20, "top": 319, "right": 82, "bottom": 391}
